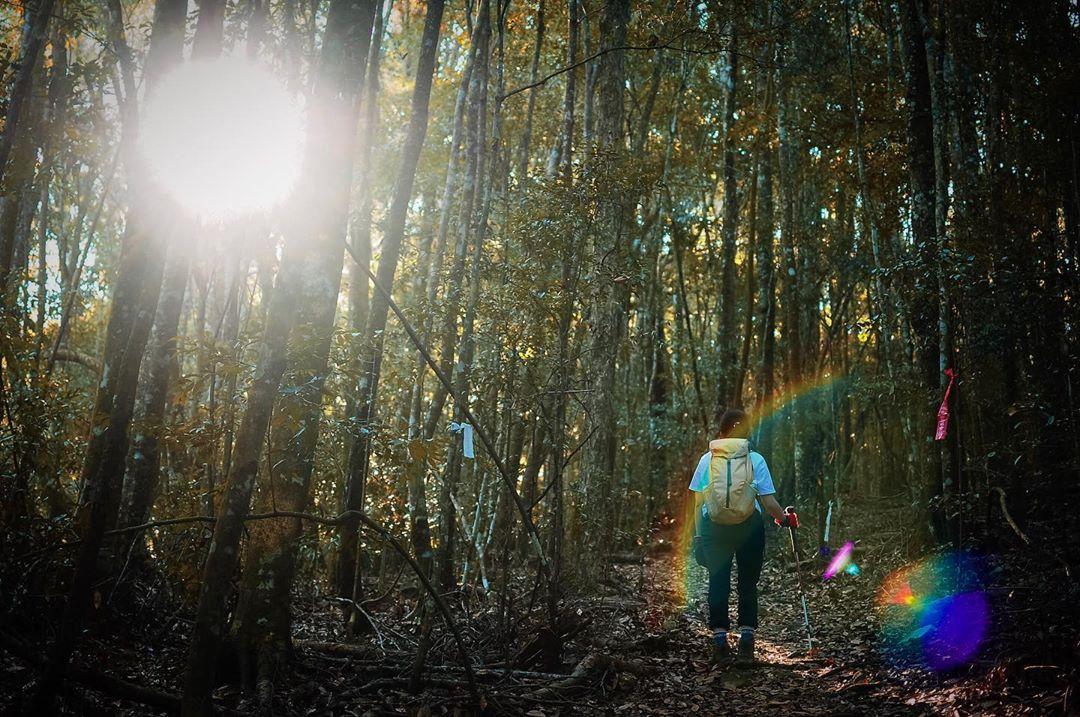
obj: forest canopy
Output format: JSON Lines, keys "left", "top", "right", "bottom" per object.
{"left": 0, "top": 0, "right": 1077, "bottom": 713}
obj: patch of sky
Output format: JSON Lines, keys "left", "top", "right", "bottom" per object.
{"left": 696, "top": 2, "right": 710, "bottom": 29}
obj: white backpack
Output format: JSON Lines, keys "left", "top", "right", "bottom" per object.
{"left": 704, "top": 438, "right": 757, "bottom": 524}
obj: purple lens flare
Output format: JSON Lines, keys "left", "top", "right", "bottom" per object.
{"left": 876, "top": 553, "right": 989, "bottom": 672}
{"left": 823, "top": 541, "right": 855, "bottom": 581}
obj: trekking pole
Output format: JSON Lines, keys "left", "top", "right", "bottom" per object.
{"left": 784, "top": 506, "right": 815, "bottom": 653}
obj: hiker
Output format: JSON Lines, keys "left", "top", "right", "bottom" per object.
{"left": 690, "top": 408, "right": 797, "bottom": 665}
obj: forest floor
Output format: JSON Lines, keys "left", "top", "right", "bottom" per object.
{"left": 540, "top": 506, "right": 1071, "bottom": 717}
{"left": 2, "top": 500, "right": 1076, "bottom": 715}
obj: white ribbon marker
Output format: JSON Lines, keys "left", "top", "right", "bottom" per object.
{"left": 449, "top": 421, "right": 475, "bottom": 459}
{"left": 824, "top": 500, "right": 833, "bottom": 544}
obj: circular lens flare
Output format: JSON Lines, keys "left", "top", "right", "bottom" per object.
{"left": 139, "top": 56, "right": 304, "bottom": 220}
{"left": 876, "top": 553, "right": 989, "bottom": 672}
{"left": 919, "top": 591, "right": 989, "bottom": 670}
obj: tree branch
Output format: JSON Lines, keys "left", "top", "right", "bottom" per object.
{"left": 498, "top": 29, "right": 695, "bottom": 103}
{"left": 21, "top": 509, "right": 480, "bottom": 703}
{"left": 50, "top": 349, "right": 102, "bottom": 374}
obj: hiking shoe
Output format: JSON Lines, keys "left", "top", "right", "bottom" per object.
{"left": 710, "top": 633, "right": 731, "bottom": 664}
{"left": 708, "top": 630, "right": 734, "bottom": 665}
{"left": 736, "top": 630, "right": 755, "bottom": 666}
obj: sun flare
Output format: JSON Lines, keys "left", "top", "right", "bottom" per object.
{"left": 138, "top": 56, "right": 304, "bottom": 220}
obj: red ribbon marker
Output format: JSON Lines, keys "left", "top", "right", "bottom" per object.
{"left": 935, "top": 368, "right": 956, "bottom": 441}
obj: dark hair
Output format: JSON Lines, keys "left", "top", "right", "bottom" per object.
{"left": 717, "top": 408, "right": 749, "bottom": 439}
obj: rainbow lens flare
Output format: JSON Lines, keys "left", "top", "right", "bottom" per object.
{"left": 823, "top": 541, "right": 856, "bottom": 581}
{"left": 877, "top": 553, "right": 989, "bottom": 671}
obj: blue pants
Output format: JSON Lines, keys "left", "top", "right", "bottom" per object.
{"left": 696, "top": 511, "right": 765, "bottom": 630}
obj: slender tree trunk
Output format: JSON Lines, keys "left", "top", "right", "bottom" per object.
{"left": 582, "top": 7, "right": 596, "bottom": 146}
{"left": 518, "top": 412, "right": 547, "bottom": 554}
{"left": 0, "top": 0, "right": 57, "bottom": 193}
{"left": 117, "top": 250, "right": 190, "bottom": 535}
{"left": 547, "top": 0, "right": 578, "bottom": 178}
{"left": 754, "top": 147, "right": 776, "bottom": 410}
{"left": 898, "top": 0, "right": 944, "bottom": 542}
{"left": 31, "top": 0, "right": 187, "bottom": 709}
{"left": 775, "top": 5, "right": 802, "bottom": 497}
{"left": 327, "top": 0, "right": 447, "bottom": 613}
{"left": 1, "top": 8, "right": 67, "bottom": 521}
{"left": 645, "top": 314, "right": 670, "bottom": 524}
{"left": 898, "top": 0, "right": 940, "bottom": 388}
{"left": 436, "top": 7, "right": 492, "bottom": 591}
{"left": 749, "top": 3, "right": 776, "bottom": 430}
{"left": 118, "top": 0, "right": 226, "bottom": 556}
{"left": 940, "top": 0, "right": 977, "bottom": 514}
{"left": 335, "top": 0, "right": 389, "bottom": 607}
{"left": 578, "top": 0, "right": 630, "bottom": 578}
{"left": 180, "top": 0, "right": 383, "bottom": 708}
{"left": 516, "top": 0, "right": 545, "bottom": 182}
{"left": 422, "top": 0, "right": 491, "bottom": 438}
{"left": 546, "top": 214, "right": 580, "bottom": 659}
{"left": 229, "top": 0, "right": 377, "bottom": 697}
{"left": 714, "top": 24, "right": 739, "bottom": 419}
{"left": 405, "top": 3, "right": 481, "bottom": 437}
{"left": 916, "top": 0, "right": 956, "bottom": 543}
{"left": 0, "top": 19, "right": 48, "bottom": 307}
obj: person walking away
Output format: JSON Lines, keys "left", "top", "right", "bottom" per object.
{"left": 689, "top": 408, "right": 796, "bottom": 665}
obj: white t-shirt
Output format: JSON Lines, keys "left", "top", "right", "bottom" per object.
{"left": 689, "top": 450, "right": 776, "bottom": 516}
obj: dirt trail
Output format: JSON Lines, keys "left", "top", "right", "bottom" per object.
{"left": 580, "top": 522, "right": 1047, "bottom": 717}
{"left": 587, "top": 537, "right": 908, "bottom": 716}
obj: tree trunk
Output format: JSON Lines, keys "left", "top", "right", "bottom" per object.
{"left": 516, "top": 0, "right": 545, "bottom": 182}
{"left": 754, "top": 147, "right": 776, "bottom": 409}
{"left": 0, "top": 13, "right": 49, "bottom": 307}
{"left": 436, "top": 7, "right": 492, "bottom": 591}
{"left": 229, "top": 0, "right": 377, "bottom": 696}
{"left": 898, "top": 0, "right": 940, "bottom": 387}
{"left": 423, "top": 0, "right": 491, "bottom": 439}
{"left": 714, "top": 24, "right": 739, "bottom": 419}
{"left": 330, "top": 0, "right": 447, "bottom": 605}
{"left": 578, "top": 0, "right": 630, "bottom": 579}
{"left": 546, "top": 0, "right": 578, "bottom": 178}
{"left": 118, "top": 0, "right": 226, "bottom": 558}
{"left": 335, "top": 0, "right": 389, "bottom": 607}
{"left": 117, "top": 249, "right": 190, "bottom": 537}
{"left": 898, "top": 0, "right": 944, "bottom": 542}
{"left": 31, "top": 0, "right": 187, "bottom": 709}
{"left": 405, "top": 1, "right": 482, "bottom": 437}
{"left": 776, "top": 6, "right": 802, "bottom": 498}
{"left": 916, "top": 0, "right": 957, "bottom": 544}
{"left": 0, "top": 0, "right": 57, "bottom": 194}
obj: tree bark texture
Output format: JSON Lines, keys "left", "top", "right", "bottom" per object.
{"left": 577, "top": 0, "right": 630, "bottom": 579}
